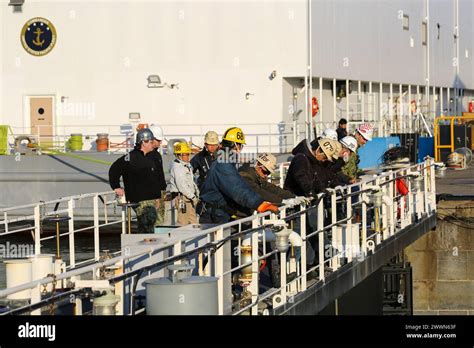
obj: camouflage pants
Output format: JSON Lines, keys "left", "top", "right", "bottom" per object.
{"left": 155, "top": 196, "right": 166, "bottom": 226}
{"left": 134, "top": 200, "right": 158, "bottom": 234}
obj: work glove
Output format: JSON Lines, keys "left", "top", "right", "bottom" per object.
{"left": 282, "top": 198, "right": 298, "bottom": 208}
{"left": 257, "top": 201, "right": 280, "bottom": 214}
{"left": 191, "top": 197, "right": 199, "bottom": 207}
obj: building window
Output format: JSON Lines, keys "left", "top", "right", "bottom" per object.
{"left": 403, "top": 14, "right": 409, "bottom": 30}
{"left": 422, "top": 21, "right": 427, "bottom": 45}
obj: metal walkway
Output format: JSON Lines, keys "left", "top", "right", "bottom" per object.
{"left": 0, "top": 158, "right": 437, "bottom": 315}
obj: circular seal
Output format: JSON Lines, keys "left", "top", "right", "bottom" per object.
{"left": 21, "top": 17, "right": 57, "bottom": 56}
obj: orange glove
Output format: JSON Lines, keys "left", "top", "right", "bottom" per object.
{"left": 257, "top": 201, "right": 279, "bottom": 214}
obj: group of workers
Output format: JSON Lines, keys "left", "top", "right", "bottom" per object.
{"left": 108, "top": 122, "right": 374, "bottom": 235}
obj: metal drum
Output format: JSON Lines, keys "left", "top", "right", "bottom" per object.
{"left": 4, "top": 259, "right": 32, "bottom": 300}
{"left": 144, "top": 275, "right": 218, "bottom": 315}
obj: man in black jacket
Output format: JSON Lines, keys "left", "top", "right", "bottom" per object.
{"left": 147, "top": 125, "right": 167, "bottom": 225}
{"left": 109, "top": 128, "right": 161, "bottom": 233}
{"left": 284, "top": 138, "right": 340, "bottom": 270}
{"left": 191, "top": 130, "right": 219, "bottom": 189}
{"left": 336, "top": 118, "right": 348, "bottom": 140}
{"left": 284, "top": 138, "right": 339, "bottom": 197}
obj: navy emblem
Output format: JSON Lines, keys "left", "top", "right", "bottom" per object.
{"left": 21, "top": 17, "right": 57, "bottom": 56}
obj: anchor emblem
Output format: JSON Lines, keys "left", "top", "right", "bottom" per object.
{"left": 32, "top": 27, "right": 45, "bottom": 47}
{"left": 21, "top": 17, "right": 57, "bottom": 56}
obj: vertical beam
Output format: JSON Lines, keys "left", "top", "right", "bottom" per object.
{"left": 389, "top": 83, "right": 393, "bottom": 134}
{"left": 68, "top": 199, "right": 75, "bottom": 268}
{"left": 319, "top": 77, "right": 323, "bottom": 136}
{"left": 369, "top": 81, "right": 373, "bottom": 122}
{"left": 330, "top": 191, "right": 339, "bottom": 269}
{"left": 360, "top": 81, "right": 364, "bottom": 123}
{"left": 388, "top": 172, "right": 395, "bottom": 236}
{"left": 440, "top": 87, "right": 444, "bottom": 116}
{"left": 346, "top": 187, "right": 352, "bottom": 262}
{"left": 300, "top": 204, "right": 307, "bottom": 291}
{"left": 346, "top": 79, "right": 350, "bottom": 122}
{"left": 399, "top": 84, "right": 403, "bottom": 133}
{"left": 93, "top": 194, "right": 100, "bottom": 261}
{"left": 408, "top": 85, "right": 412, "bottom": 132}
{"left": 215, "top": 227, "right": 224, "bottom": 315}
{"left": 361, "top": 183, "right": 367, "bottom": 257}
{"left": 34, "top": 205, "right": 41, "bottom": 255}
{"left": 379, "top": 82, "right": 383, "bottom": 136}
{"left": 333, "top": 78, "right": 337, "bottom": 125}
{"left": 317, "top": 196, "right": 325, "bottom": 281}
{"left": 251, "top": 216, "right": 259, "bottom": 315}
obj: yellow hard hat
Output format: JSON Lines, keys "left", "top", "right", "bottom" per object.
{"left": 222, "top": 127, "right": 246, "bottom": 145}
{"left": 174, "top": 141, "right": 192, "bottom": 154}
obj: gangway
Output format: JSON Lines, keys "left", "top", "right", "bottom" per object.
{"left": 0, "top": 158, "right": 437, "bottom": 315}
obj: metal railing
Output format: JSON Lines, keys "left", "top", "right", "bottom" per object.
{"left": 0, "top": 158, "right": 437, "bottom": 315}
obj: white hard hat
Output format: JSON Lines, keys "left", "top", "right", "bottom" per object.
{"left": 204, "top": 131, "right": 219, "bottom": 145}
{"left": 321, "top": 128, "right": 338, "bottom": 141}
{"left": 256, "top": 153, "right": 277, "bottom": 174}
{"left": 149, "top": 124, "right": 164, "bottom": 141}
{"left": 340, "top": 136, "right": 358, "bottom": 153}
{"left": 356, "top": 123, "right": 374, "bottom": 141}
{"left": 317, "top": 139, "right": 339, "bottom": 162}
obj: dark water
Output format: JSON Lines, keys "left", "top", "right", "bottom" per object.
{"left": 0, "top": 233, "right": 121, "bottom": 288}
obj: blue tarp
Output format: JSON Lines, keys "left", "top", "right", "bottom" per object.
{"left": 418, "top": 137, "right": 434, "bottom": 162}
{"left": 358, "top": 137, "right": 401, "bottom": 169}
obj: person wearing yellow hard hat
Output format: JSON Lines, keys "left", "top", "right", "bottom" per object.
{"left": 196, "top": 127, "right": 280, "bottom": 224}
{"left": 190, "top": 130, "right": 220, "bottom": 189}
{"left": 168, "top": 141, "right": 199, "bottom": 225}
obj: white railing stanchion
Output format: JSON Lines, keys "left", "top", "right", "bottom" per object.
{"left": 251, "top": 216, "right": 259, "bottom": 315}
{"left": 346, "top": 187, "right": 353, "bottom": 263}
{"left": 317, "top": 195, "right": 325, "bottom": 281}
{"left": 215, "top": 227, "right": 225, "bottom": 315}
{"left": 93, "top": 194, "right": 100, "bottom": 261}
{"left": 34, "top": 205, "right": 41, "bottom": 255}
{"left": 330, "top": 190, "right": 339, "bottom": 269}
{"left": 360, "top": 183, "right": 367, "bottom": 258}
{"left": 300, "top": 204, "right": 307, "bottom": 291}
{"left": 388, "top": 171, "right": 395, "bottom": 236}
{"left": 68, "top": 199, "right": 76, "bottom": 268}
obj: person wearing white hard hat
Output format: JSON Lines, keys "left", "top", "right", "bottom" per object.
{"left": 342, "top": 123, "right": 374, "bottom": 181}
{"left": 238, "top": 153, "right": 295, "bottom": 210}
{"left": 354, "top": 123, "right": 374, "bottom": 146}
{"left": 320, "top": 128, "right": 338, "bottom": 141}
{"left": 146, "top": 124, "right": 167, "bottom": 226}
{"left": 191, "top": 130, "right": 220, "bottom": 189}
{"left": 328, "top": 135, "right": 359, "bottom": 185}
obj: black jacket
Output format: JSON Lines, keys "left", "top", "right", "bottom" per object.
{"left": 108, "top": 148, "right": 161, "bottom": 203}
{"left": 239, "top": 163, "right": 294, "bottom": 204}
{"left": 336, "top": 127, "right": 347, "bottom": 140}
{"left": 190, "top": 148, "right": 216, "bottom": 189}
{"left": 146, "top": 149, "right": 167, "bottom": 193}
{"left": 284, "top": 139, "right": 334, "bottom": 196}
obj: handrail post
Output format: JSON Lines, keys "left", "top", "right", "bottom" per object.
{"left": 93, "top": 194, "right": 100, "bottom": 261}
{"left": 251, "top": 216, "right": 259, "bottom": 315}
{"left": 317, "top": 195, "right": 325, "bottom": 281}
{"left": 360, "top": 183, "right": 367, "bottom": 259}
{"left": 388, "top": 171, "right": 395, "bottom": 236}
{"left": 68, "top": 199, "right": 76, "bottom": 268}
{"left": 215, "top": 227, "right": 224, "bottom": 315}
{"left": 346, "top": 186, "right": 353, "bottom": 263}
{"left": 300, "top": 204, "right": 307, "bottom": 291}
{"left": 34, "top": 205, "right": 41, "bottom": 255}
{"left": 330, "top": 190, "right": 339, "bottom": 269}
